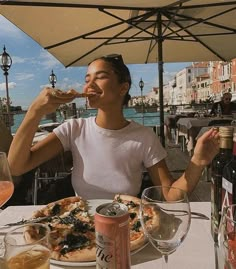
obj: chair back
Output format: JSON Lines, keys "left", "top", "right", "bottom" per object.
{"left": 33, "top": 151, "right": 73, "bottom": 205}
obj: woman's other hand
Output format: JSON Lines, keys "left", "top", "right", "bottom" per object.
{"left": 192, "top": 128, "right": 219, "bottom": 167}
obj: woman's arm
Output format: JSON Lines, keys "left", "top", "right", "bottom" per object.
{"left": 8, "top": 87, "right": 77, "bottom": 176}
{"left": 147, "top": 128, "right": 219, "bottom": 200}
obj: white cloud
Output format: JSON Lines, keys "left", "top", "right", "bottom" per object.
{"left": 15, "top": 73, "right": 35, "bottom": 81}
{"left": 0, "top": 82, "right": 16, "bottom": 91}
{"left": 38, "top": 49, "right": 60, "bottom": 69}
{"left": 163, "top": 71, "right": 176, "bottom": 84}
{"left": 57, "top": 81, "right": 83, "bottom": 90}
{"left": 39, "top": 81, "right": 83, "bottom": 91}
{"left": 12, "top": 56, "right": 27, "bottom": 64}
{"left": 40, "top": 84, "right": 51, "bottom": 89}
{"left": 0, "top": 16, "right": 23, "bottom": 39}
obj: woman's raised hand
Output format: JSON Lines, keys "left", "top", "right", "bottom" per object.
{"left": 29, "top": 88, "right": 94, "bottom": 117}
{"left": 192, "top": 128, "right": 219, "bottom": 166}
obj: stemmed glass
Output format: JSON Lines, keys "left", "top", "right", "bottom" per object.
{"left": 0, "top": 152, "right": 14, "bottom": 208}
{"left": 218, "top": 204, "right": 236, "bottom": 269}
{"left": 140, "top": 186, "right": 191, "bottom": 269}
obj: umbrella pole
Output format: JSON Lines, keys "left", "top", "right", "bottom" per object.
{"left": 157, "top": 13, "right": 165, "bottom": 147}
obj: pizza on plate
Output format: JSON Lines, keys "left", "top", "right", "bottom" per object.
{"left": 31, "top": 196, "right": 96, "bottom": 262}
{"left": 28, "top": 195, "right": 160, "bottom": 262}
{"left": 113, "top": 194, "right": 160, "bottom": 252}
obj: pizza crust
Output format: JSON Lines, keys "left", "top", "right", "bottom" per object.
{"left": 114, "top": 194, "right": 160, "bottom": 252}
{"left": 130, "top": 231, "right": 147, "bottom": 251}
{"left": 114, "top": 194, "right": 141, "bottom": 205}
{"left": 32, "top": 196, "right": 86, "bottom": 217}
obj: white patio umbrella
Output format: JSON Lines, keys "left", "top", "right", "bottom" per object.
{"left": 1, "top": 0, "right": 236, "bottom": 145}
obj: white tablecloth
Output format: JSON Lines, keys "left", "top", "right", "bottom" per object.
{"left": 0, "top": 202, "right": 216, "bottom": 269}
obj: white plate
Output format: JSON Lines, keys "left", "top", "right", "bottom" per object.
{"left": 50, "top": 199, "right": 148, "bottom": 267}
{"left": 50, "top": 259, "right": 96, "bottom": 267}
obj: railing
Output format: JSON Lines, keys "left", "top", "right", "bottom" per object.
{"left": 219, "top": 74, "right": 231, "bottom": 82}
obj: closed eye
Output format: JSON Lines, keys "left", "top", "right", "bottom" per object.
{"left": 85, "top": 70, "right": 111, "bottom": 83}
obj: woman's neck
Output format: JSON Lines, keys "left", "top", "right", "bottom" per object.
{"left": 95, "top": 109, "right": 129, "bottom": 130}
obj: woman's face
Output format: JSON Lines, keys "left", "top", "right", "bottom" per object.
{"left": 83, "top": 59, "right": 127, "bottom": 109}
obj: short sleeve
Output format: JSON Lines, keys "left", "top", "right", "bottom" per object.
{"left": 142, "top": 128, "right": 167, "bottom": 168}
{"left": 53, "top": 120, "right": 73, "bottom": 151}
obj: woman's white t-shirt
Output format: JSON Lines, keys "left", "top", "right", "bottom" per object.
{"left": 53, "top": 117, "right": 167, "bottom": 199}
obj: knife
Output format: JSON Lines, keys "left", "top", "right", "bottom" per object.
{"left": 1, "top": 216, "right": 55, "bottom": 227}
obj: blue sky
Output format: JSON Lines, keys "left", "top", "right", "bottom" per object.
{"left": 0, "top": 15, "right": 190, "bottom": 110}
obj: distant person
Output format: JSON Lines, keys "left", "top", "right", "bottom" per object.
{"left": 8, "top": 54, "right": 219, "bottom": 200}
{"left": 210, "top": 92, "right": 236, "bottom": 116}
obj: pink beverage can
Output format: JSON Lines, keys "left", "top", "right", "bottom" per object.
{"left": 95, "top": 202, "right": 131, "bottom": 269}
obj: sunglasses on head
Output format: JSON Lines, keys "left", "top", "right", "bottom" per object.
{"left": 103, "top": 54, "right": 124, "bottom": 65}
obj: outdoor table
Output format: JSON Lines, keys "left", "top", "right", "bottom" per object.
{"left": 164, "top": 114, "right": 189, "bottom": 143}
{"left": 176, "top": 116, "right": 232, "bottom": 154}
{"left": 33, "top": 131, "right": 49, "bottom": 144}
{"left": 0, "top": 202, "right": 217, "bottom": 269}
{"left": 38, "top": 122, "right": 61, "bottom": 132}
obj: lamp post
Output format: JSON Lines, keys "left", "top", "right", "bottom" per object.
{"left": 139, "top": 78, "right": 144, "bottom": 125}
{"left": 48, "top": 70, "right": 57, "bottom": 122}
{"left": 0, "top": 45, "right": 12, "bottom": 131}
{"left": 49, "top": 69, "right": 57, "bottom": 88}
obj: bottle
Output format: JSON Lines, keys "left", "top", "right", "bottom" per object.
{"left": 222, "top": 127, "right": 236, "bottom": 208}
{"left": 217, "top": 103, "right": 222, "bottom": 117}
{"left": 211, "top": 126, "right": 233, "bottom": 242}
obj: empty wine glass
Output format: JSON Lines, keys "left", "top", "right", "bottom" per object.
{"left": 218, "top": 204, "right": 236, "bottom": 269}
{"left": 0, "top": 152, "right": 14, "bottom": 208}
{"left": 140, "top": 186, "right": 191, "bottom": 269}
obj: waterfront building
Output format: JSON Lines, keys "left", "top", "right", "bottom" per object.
{"left": 210, "top": 59, "right": 236, "bottom": 101}
{"left": 210, "top": 61, "right": 231, "bottom": 101}
{"left": 192, "top": 73, "right": 211, "bottom": 103}
{"left": 172, "top": 62, "right": 209, "bottom": 105}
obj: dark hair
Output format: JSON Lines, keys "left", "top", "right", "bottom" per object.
{"left": 91, "top": 54, "right": 132, "bottom": 106}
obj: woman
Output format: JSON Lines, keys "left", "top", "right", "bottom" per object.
{"left": 8, "top": 54, "right": 219, "bottom": 200}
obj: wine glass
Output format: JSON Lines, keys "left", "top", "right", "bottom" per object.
{"left": 0, "top": 152, "right": 14, "bottom": 208}
{"left": 4, "top": 223, "right": 51, "bottom": 269}
{"left": 139, "top": 186, "right": 191, "bottom": 269}
{"left": 218, "top": 204, "right": 236, "bottom": 269}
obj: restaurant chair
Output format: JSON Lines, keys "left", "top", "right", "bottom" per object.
{"left": 167, "top": 117, "right": 178, "bottom": 141}
{"left": 32, "top": 151, "right": 73, "bottom": 205}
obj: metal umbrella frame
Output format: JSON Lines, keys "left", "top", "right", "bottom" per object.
{"left": 1, "top": 0, "right": 236, "bottom": 145}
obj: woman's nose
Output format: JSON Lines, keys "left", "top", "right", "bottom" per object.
{"left": 83, "top": 81, "right": 96, "bottom": 92}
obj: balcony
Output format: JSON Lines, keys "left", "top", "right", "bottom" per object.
{"left": 219, "top": 74, "right": 231, "bottom": 82}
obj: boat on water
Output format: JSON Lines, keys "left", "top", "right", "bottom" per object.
{"left": 133, "top": 104, "right": 159, "bottom": 113}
